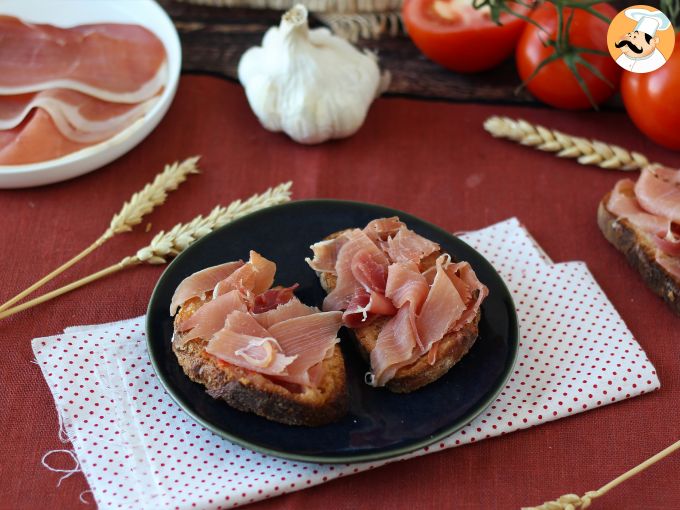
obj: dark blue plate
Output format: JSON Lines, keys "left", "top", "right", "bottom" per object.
{"left": 146, "top": 200, "right": 518, "bottom": 463}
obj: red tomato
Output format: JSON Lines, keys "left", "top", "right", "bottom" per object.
{"left": 402, "top": 0, "right": 531, "bottom": 73}
{"left": 621, "top": 32, "right": 680, "bottom": 150}
{"left": 515, "top": 3, "right": 621, "bottom": 110}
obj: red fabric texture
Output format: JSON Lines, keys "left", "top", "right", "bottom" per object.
{"left": 0, "top": 74, "right": 678, "bottom": 510}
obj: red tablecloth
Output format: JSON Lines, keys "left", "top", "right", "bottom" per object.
{"left": 1, "top": 74, "right": 678, "bottom": 510}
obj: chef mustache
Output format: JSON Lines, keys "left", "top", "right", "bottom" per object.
{"left": 615, "top": 39, "right": 644, "bottom": 54}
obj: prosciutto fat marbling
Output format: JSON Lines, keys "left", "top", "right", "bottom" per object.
{"left": 0, "top": 109, "right": 91, "bottom": 165}
{"left": 0, "top": 90, "right": 159, "bottom": 143}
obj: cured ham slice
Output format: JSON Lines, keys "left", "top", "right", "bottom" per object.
{"left": 608, "top": 179, "right": 669, "bottom": 236}
{"left": 267, "top": 311, "right": 343, "bottom": 386}
{"left": 0, "top": 90, "right": 159, "bottom": 143}
{"left": 252, "top": 284, "right": 298, "bottom": 313}
{"left": 369, "top": 304, "right": 419, "bottom": 387}
{"left": 351, "top": 249, "right": 388, "bottom": 293}
{"left": 206, "top": 330, "right": 296, "bottom": 376}
{"left": 214, "top": 251, "right": 276, "bottom": 297}
{"left": 634, "top": 166, "right": 680, "bottom": 223}
{"left": 658, "top": 253, "right": 680, "bottom": 280}
{"left": 0, "top": 109, "right": 93, "bottom": 165}
{"left": 207, "top": 309, "right": 341, "bottom": 386}
{"left": 446, "top": 261, "right": 488, "bottom": 333}
{"left": 0, "top": 16, "right": 167, "bottom": 104}
{"left": 654, "top": 229, "right": 680, "bottom": 257}
{"left": 323, "top": 229, "right": 389, "bottom": 312}
{"left": 364, "top": 217, "right": 405, "bottom": 242}
{"left": 384, "top": 261, "right": 429, "bottom": 311}
{"left": 416, "top": 255, "right": 466, "bottom": 353}
{"left": 175, "top": 290, "right": 248, "bottom": 346}
{"left": 385, "top": 227, "right": 439, "bottom": 264}
{"left": 253, "top": 297, "right": 315, "bottom": 329}
{"left": 224, "top": 310, "right": 272, "bottom": 337}
{"left": 170, "top": 260, "right": 244, "bottom": 315}
{"left": 343, "top": 289, "right": 397, "bottom": 328}
{"left": 306, "top": 238, "right": 343, "bottom": 273}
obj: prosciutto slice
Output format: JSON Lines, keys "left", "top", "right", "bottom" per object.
{"left": 384, "top": 261, "right": 429, "bottom": 311}
{"left": 306, "top": 238, "right": 342, "bottom": 273}
{"left": 416, "top": 255, "right": 466, "bottom": 353}
{"left": 214, "top": 251, "right": 276, "bottom": 297}
{"left": 635, "top": 166, "right": 680, "bottom": 223}
{"left": 658, "top": 253, "right": 680, "bottom": 280}
{"left": 364, "top": 217, "right": 405, "bottom": 242}
{"left": 174, "top": 290, "right": 248, "bottom": 346}
{"left": 608, "top": 179, "right": 669, "bottom": 236}
{"left": 0, "top": 109, "right": 91, "bottom": 165}
{"left": 343, "top": 289, "right": 397, "bottom": 328}
{"left": 370, "top": 304, "right": 419, "bottom": 387}
{"left": 206, "top": 309, "right": 341, "bottom": 386}
{"left": 0, "top": 16, "right": 167, "bottom": 103}
{"left": 267, "top": 311, "right": 343, "bottom": 386}
{"left": 253, "top": 297, "right": 315, "bottom": 329}
{"left": 206, "top": 330, "right": 296, "bottom": 376}
{"left": 351, "top": 249, "right": 388, "bottom": 293}
{"left": 385, "top": 227, "right": 439, "bottom": 264}
{"left": 0, "top": 90, "right": 159, "bottom": 143}
{"left": 252, "top": 284, "right": 299, "bottom": 313}
{"left": 323, "top": 229, "right": 389, "bottom": 312}
{"left": 170, "top": 260, "right": 244, "bottom": 315}
{"left": 447, "top": 261, "right": 489, "bottom": 333}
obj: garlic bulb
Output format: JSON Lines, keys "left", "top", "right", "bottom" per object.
{"left": 237, "top": 4, "right": 386, "bottom": 144}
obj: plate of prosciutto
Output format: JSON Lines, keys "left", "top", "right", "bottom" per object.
{"left": 0, "top": 0, "right": 180, "bottom": 188}
{"left": 146, "top": 201, "right": 519, "bottom": 463}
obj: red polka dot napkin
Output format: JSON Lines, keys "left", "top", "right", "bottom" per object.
{"left": 32, "top": 218, "right": 660, "bottom": 510}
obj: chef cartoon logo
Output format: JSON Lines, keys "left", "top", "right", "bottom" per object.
{"left": 607, "top": 5, "right": 674, "bottom": 73}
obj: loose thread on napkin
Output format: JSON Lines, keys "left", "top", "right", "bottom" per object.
{"left": 57, "top": 409, "right": 69, "bottom": 444}
{"left": 41, "top": 449, "right": 81, "bottom": 487}
{"left": 79, "top": 490, "right": 94, "bottom": 505}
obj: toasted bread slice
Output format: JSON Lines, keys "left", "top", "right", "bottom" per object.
{"left": 317, "top": 230, "right": 481, "bottom": 393}
{"left": 172, "top": 297, "right": 348, "bottom": 426}
{"left": 598, "top": 193, "right": 680, "bottom": 316}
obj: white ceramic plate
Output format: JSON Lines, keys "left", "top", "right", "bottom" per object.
{"left": 0, "top": 0, "right": 181, "bottom": 188}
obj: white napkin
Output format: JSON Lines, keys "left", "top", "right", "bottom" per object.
{"left": 33, "top": 218, "right": 660, "bottom": 510}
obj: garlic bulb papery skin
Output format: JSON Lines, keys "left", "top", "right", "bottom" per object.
{"left": 237, "top": 4, "right": 385, "bottom": 144}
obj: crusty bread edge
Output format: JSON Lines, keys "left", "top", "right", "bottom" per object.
{"left": 317, "top": 229, "right": 482, "bottom": 393}
{"left": 597, "top": 193, "right": 680, "bottom": 316}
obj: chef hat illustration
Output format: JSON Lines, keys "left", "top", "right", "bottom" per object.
{"left": 625, "top": 8, "right": 672, "bottom": 37}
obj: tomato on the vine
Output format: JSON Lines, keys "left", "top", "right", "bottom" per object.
{"left": 622, "top": 32, "right": 680, "bottom": 150}
{"left": 515, "top": 3, "right": 621, "bottom": 110}
{"left": 402, "top": 0, "right": 532, "bottom": 73}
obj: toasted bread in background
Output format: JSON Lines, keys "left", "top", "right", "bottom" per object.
{"left": 173, "top": 297, "right": 348, "bottom": 426}
{"left": 598, "top": 193, "right": 680, "bottom": 316}
{"left": 317, "top": 229, "right": 482, "bottom": 393}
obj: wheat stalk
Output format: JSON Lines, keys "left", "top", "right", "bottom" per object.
{"left": 523, "top": 438, "right": 680, "bottom": 510}
{"left": 484, "top": 116, "right": 659, "bottom": 171}
{"left": 0, "top": 157, "right": 200, "bottom": 313}
{"left": 0, "top": 182, "right": 293, "bottom": 320}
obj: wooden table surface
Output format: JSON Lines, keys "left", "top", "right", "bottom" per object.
{"left": 160, "top": 0, "right": 639, "bottom": 106}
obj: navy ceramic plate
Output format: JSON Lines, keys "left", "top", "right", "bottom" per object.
{"left": 146, "top": 200, "right": 518, "bottom": 463}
